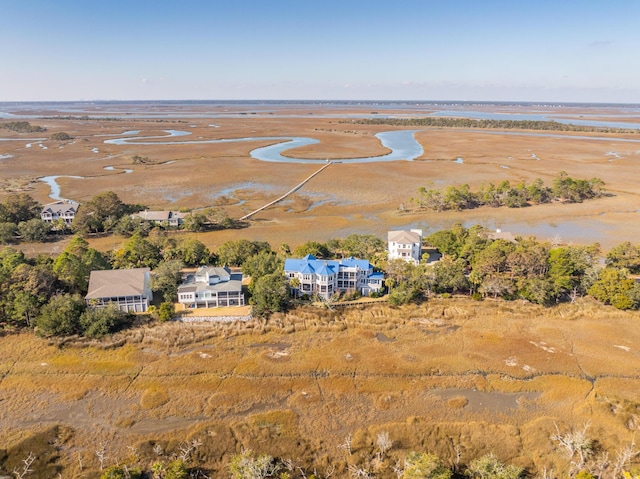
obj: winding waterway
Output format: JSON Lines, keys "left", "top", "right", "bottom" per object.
{"left": 104, "top": 129, "right": 425, "bottom": 163}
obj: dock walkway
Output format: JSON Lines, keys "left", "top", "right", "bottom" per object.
{"left": 239, "top": 161, "right": 333, "bottom": 221}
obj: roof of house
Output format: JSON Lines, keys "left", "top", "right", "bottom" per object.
{"left": 388, "top": 230, "right": 422, "bottom": 244}
{"left": 86, "top": 268, "right": 150, "bottom": 299}
{"left": 179, "top": 275, "right": 243, "bottom": 294}
{"left": 284, "top": 256, "right": 339, "bottom": 274}
{"left": 41, "top": 200, "right": 79, "bottom": 215}
{"left": 178, "top": 266, "right": 242, "bottom": 294}
{"left": 315, "top": 263, "right": 336, "bottom": 276}
{"left": 194, "top": 266, "right": 231, "bottom": 283}
{"left": 284, "top": 255, "right": 372, "bottom": 274}
{"left": 133, "top": 210, "right": 186, "bottom": 222}
{"left": 339, "top": 257, "right": 373, "bottom": 270}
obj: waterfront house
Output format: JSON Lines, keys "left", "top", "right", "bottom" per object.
{"left": 85, "top": 268, "right": 153, "bottom": 313}
{"left": 388, "top": 229, "right": 422, "bottom": 264}
{"left": 132, "top": 210, "right": 186, "bottom": 227}
{"left": 40, "top": 200, "right": 79, "bottom": 225}
{"left": 177, "top": 266, "right": 245, "bottom": 308}
{"left": 284, "top": 254, "right": 384, "bottom": 300}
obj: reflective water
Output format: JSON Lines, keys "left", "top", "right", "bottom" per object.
{"left": 105, "top": 129, "right": 424, "bottom": 163}
{"left": 39, "top": 175, "right": 84, "bottom": 200}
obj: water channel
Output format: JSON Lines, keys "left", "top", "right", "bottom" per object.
{"left": 104, "top": 129, "right": 425, "bottom": 163}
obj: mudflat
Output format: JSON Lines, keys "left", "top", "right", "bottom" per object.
{"left": 1, "top": 102, "right": 639, "bottom": 251}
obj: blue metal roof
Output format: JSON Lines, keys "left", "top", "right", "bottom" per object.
{"left": 315, "top": 263, "right": 337, "bottom": 276}
{"left": 340, "top": 257, "right": 372, "bottom": 270}
{"left": 300, "top": 263, "right": 316, "bottom": 274}
{"left": 285, "top": 256, "right": 372, "bottom": 274}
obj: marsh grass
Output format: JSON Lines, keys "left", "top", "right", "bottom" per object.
{"left": 2, "top": 299, "right": 640, "bottom": 476}
{"left": 448, "top": 396, "right": 469, "bottom": 409}
{"left": 140, "top": 384, "right": 170, "bottom": 409}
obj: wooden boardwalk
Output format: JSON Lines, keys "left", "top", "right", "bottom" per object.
{"left": 239, "top": 161, "right": 333, "bottom": 221}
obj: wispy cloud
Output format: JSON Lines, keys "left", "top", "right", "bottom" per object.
{"left": 588, "top": 40, "right": 614, "bottom": 48}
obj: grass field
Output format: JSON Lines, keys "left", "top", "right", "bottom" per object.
{"left": 1, "top": 298, "right": 640, "bottom": 476}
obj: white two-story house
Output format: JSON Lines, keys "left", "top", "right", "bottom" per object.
{"left": 388, "top": 229, "right": 423, "bottom": 264}
{"left": 40, "top": 200, "right": 79, "bottom": 225}
{"left": 284, "top": 254, "right": 384, "bottom": 300}
{"left": 177, "top": 266, "right": 245, "bottom": 308}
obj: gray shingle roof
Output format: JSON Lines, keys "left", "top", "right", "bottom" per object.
{"left": 86, "top": 268, "right": 150, "bottom": 299}
{"left": 388, "top": 230, "right": 421, "bottom": 244}
{"left": 41, "top": 200, "right": 79, "bottom": 215}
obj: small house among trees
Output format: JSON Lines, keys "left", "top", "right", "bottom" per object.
{"left": 40, "top": 200, "right": 79, "bottom": 225}
{"left": 131, "top": 210, "right": 186, "bottom": 227}
{"left": 85, "top": 268, "right": 153, "bottom": 312}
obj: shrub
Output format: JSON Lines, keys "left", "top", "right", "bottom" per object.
{"left": 79, "top": 304, "right": 131, "bottom": 338}
{"left": 158, "top": 302, "right": 174, "bottom": 322}
{"left": 50, "top": 132, "right": 72, "bottom": 141}
{"left": 404, "top": 452, "right": 452, "bottom": 479}
{"left": 466, "top": 454, "right": 523, "bottom": 479}
{"left": 229, "top": 451, "right": 279, "bottom": 479}
{"left": 100, "top": 465, "right": 142, "bottom": 479}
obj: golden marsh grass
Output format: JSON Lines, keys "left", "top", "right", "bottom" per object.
{"left": 2, "top": 298, "right": 639, "bottom": 476}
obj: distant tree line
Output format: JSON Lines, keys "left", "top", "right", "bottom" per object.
{"left": 1, "top": 121, "right": 46, "bottom": 133}
{"left": 408, "top": 172, "right": 605, "bottom": 212}
{"left": 354, "top": 117, "right": 639, "bottom": 133}
{"left": 40, "top": 115, "right": 126, "bottom": 121}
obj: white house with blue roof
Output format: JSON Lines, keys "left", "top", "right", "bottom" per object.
{"left": 284, "top": 254, "right": 384, "bottom": 300}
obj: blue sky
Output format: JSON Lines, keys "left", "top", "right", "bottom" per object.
{"left": 1, "top": 0, "right": 639, "bottom": 102}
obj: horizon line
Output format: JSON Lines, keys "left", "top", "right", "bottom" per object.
{"left": 2, "top": 99, "right": 640, "bottom": 106}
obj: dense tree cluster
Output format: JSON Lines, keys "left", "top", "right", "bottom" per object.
{"left": 1, "top": 121, "right": 46, "bottom": 133}
{"left": 0, "top": 193, "right": 50, "bottom": 244}
{"left": 450, "top": 225, "right": 593, "bottom": 304}
{"left": 71, "top": 191, "right": 143, "bottom": 235}
{"left": 381, "top": 223, "right": 640, "bottom": 310}
{"left": 409, "top": 173, "right": 605, "bottom": 212}
{"left": 292, "top": 233, "right": 387, "bottom": 265}
{"left": 0, "top": 234, "right": 285, "bottom": 332}
{"left": 181, "top": 207, "right": 237, "bottom": 232}
{"left": 0, "top": 191, "right": 242, "bottom": 244}
{"left": 0, "top": 244, "right": 130, "bottom": 337}
{"left": 355, "top": 116, "right": 638, "bottom": 133}
{"left": 66, "top": 191, "right": 235, "bottom": 237}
